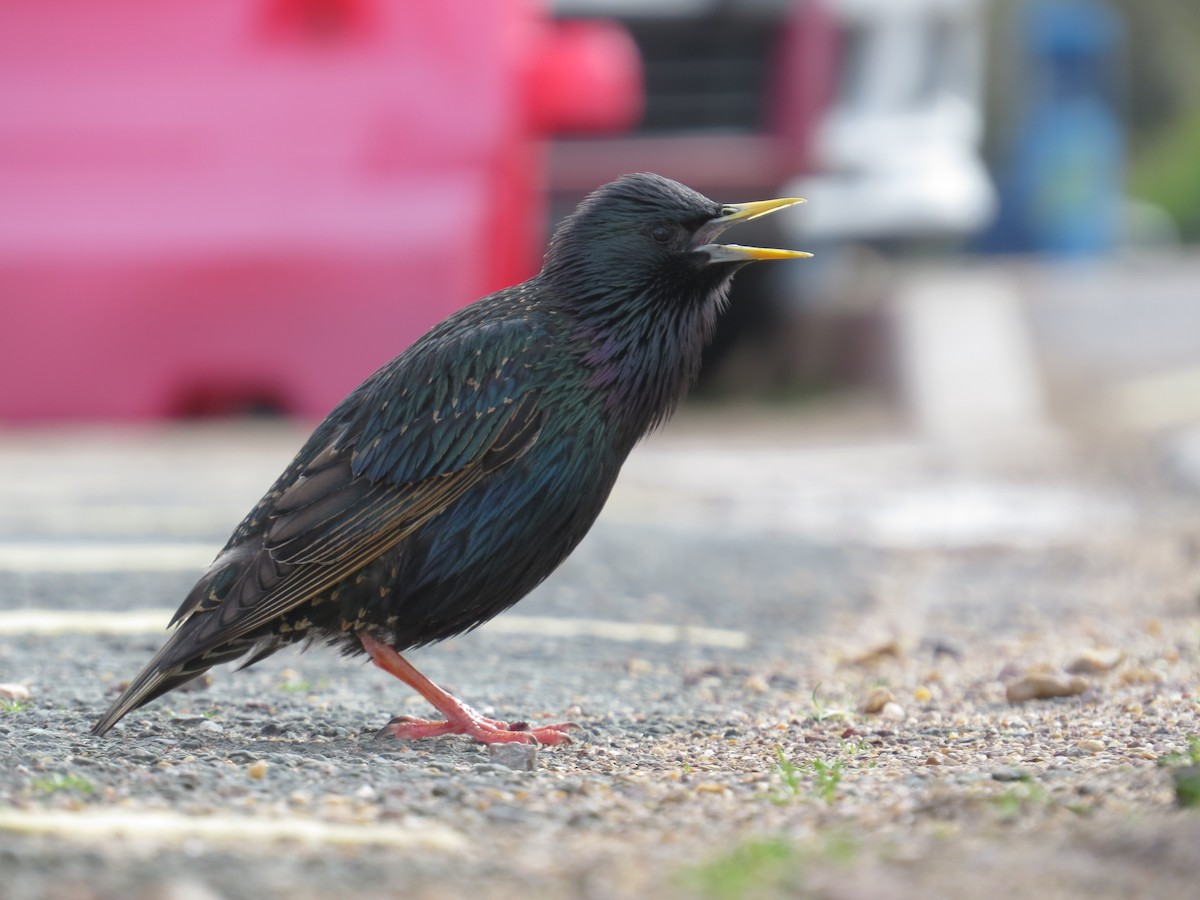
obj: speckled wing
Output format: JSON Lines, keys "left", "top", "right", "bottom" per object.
{"left": 176, "top": 324, "right": 552, "bottom": 653}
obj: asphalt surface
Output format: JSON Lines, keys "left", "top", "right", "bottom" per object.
{"left": 2, "top": 408, "right": 1200, "bottom": 899}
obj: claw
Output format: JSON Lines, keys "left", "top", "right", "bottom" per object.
{"left": 379, "top": 713, "right": 575, "bottom": 745}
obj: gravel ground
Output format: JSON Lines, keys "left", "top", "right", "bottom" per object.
{"left": 2, "top": 411, "right": 1200, "bottom": 899}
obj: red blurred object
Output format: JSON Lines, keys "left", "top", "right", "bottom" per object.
{"left": 0, "top": 0, "right": 640, "bottom": 421}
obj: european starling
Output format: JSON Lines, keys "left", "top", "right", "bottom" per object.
{"left": 92, "top": 173, "right": 810, "bottom": 744}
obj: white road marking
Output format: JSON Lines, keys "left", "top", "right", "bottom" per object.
{"left": 0, "top": 808, "right": 466, "bottom": 851}
{"left": 0, "top": 542, "right": 215, "bottom": 573}
{"left": 0, "top": 608, "right": 176, "bottom": 635}
{"left": 484, "top": 615, "right": 749, "bottom": 648}
{"left": 0, "top": 608, "right": 749, "bottom": 648}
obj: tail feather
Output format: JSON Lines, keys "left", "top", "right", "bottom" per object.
{"left": 93, "top": 539, "right": 272, "bottom": 736}
{"left": 91, "top": 631, "right": 252, "bottom": 736}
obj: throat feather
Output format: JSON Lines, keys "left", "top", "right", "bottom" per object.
{"left": 580, "top": 283, "right": 729, "bottom": 440}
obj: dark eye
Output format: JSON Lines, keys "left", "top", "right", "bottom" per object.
{"left": 650, "top": 225, "right": 674, "bottom": 244}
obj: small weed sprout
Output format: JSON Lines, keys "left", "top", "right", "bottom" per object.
{"left": 808, "top": 683, "right": 849, "bottom": 723}
{"left": 1161, "top": 735, "right": 1200, "bottom": 808}
{"left": 770, "top": 745, "right": 849, "bottom": 805}
{"left": 30, "top": 773, "right": 94, "bottom": 795}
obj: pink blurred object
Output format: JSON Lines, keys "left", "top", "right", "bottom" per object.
{"left": 0, "top": 0, "right": 640, "bottom": 420}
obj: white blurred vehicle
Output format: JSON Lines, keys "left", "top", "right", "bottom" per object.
{"left": 787, "top": 0, "right": 995, "bottom": 243}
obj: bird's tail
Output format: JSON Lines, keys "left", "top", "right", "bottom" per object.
{"left": 91, "top": 631, "right": 248, "bottom": 736}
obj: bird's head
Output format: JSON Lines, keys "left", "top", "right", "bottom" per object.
{"left": 541, "top": 173, "right": 811, "bottom": 307}
{"left": 538, "top": 173, "right": 811, "bottom": 433}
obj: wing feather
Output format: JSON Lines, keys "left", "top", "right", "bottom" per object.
{"left": 161, "top": 323, "right": 554, "bottom": 658}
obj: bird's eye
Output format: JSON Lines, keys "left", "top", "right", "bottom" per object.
{"left": 650, "top": 225, "right": 675, "bottom": 244}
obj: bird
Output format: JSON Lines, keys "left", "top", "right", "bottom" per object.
{"left": 92, "top": 173, "right": 810, "bottom": 745}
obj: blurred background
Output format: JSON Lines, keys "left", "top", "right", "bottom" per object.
{"left": 5, "top": 5, "right": 1200, "bottom": 890}
{"left": 1, "top": 0, "right": 1198, "bottom": 476}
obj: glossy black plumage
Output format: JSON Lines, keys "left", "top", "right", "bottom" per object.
{"left": 92, "top": 173, "right": 808, "bottom": 741}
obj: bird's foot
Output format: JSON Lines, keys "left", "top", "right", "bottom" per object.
{"left": 359, "top": 632, "right": 577, "bottom": 746}
{"left": 377, "top": 711, "right": 577, "bottom": 745}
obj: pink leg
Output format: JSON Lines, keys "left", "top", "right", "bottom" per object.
{"left": 359, "top": 633, "right": 577, "bottom": 746}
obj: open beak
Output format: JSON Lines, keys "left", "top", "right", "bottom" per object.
{"left": 693, "top": 197, "right": 812, "bottom": 264}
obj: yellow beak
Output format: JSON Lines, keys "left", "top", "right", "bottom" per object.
{"left": 695, "top": 197, "right": 812, "bottom": 264}
{"left": 718, "top": 197, "right": 808, "bottom": 223}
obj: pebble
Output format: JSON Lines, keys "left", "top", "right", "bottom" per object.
{"left": 743, "top": 674, "right": 770, "bottom": 694}
{"left": 880, "top": 702, "right": 906, "bottom": 721}
{"left": 247, "top": 760, "right": 269, "bottom": 780}
{"left": 0, "top": 683, "right": 31, "bottom": 702}
{"left": 849, "top": 639, "right": 902, "bottom": 666}
{"left": 1005, "top": 672, "right": 1088, "bottom": 703}
{"left": 625, "top": 657, "right": 653, "bottom": 675}
{"left": 863, "top": 687, "right": 895, "bottom": 714}
{"left": 485, "top": 745, "right": 538, "bottom": 772}
{"left": 1066, "top": 648, "right": 1125, "bottom": 675}
{"left": 486, "top": 805, "right": 531, "bottom": 825}
{"left": 1119, "top": 666, "right": 1164, "bottom": 686}
{"left": 171, "top": 716, "right": 212, "bottom": 729}
{"left": 1076, "top": 739, "right": 1106, "bottom": 754}
{"left": 925, "top": 637, "right": 964, "bottom": 659}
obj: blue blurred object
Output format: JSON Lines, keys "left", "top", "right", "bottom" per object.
{"left": 983, "top": 0, "right": 1125, "bottom": 256}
